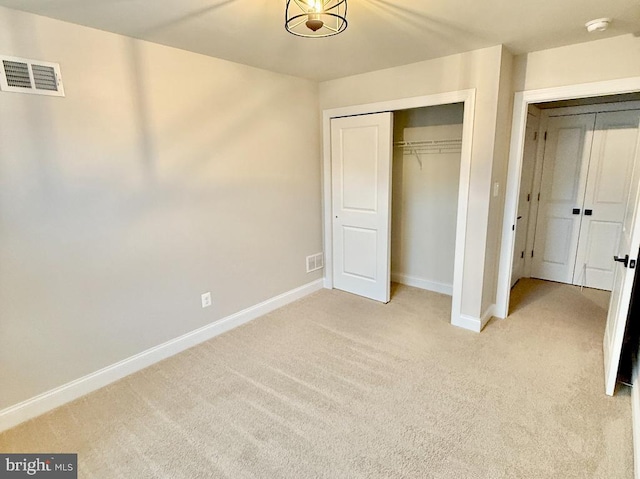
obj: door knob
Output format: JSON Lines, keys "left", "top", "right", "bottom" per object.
{"left": 614, "top": 255, "right": 629, "bottom": 267}
{"left": 572, "top": 208, "right": 581, "bottom": 215}
{"left": 584, "top": 209, "right": 593, "bottom": 216}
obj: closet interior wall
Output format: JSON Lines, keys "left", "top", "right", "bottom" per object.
{"left": 391, "top": 103, "right": 464, "bottom": 296}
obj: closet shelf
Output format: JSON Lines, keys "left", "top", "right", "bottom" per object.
{"left": 394, "top": 139, "right": 462, "bottom": 169}
{"left": 394, "top": 139, "right": 462, "bottom": 155}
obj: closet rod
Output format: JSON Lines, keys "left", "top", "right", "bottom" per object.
{"left": 394, "top": 139, "right": 462, "bottom": 155}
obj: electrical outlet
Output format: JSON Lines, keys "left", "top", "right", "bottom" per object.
{"left": 201, "top": 292, "right": 212, "bottom": 308}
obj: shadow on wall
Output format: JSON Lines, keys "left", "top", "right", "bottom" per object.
{"left": 128, "top": 40, "right": 157, "bottom": 185}
{"left": 0, "top": 6, "right": 322, "bottom": 410}
{"left": 124, "top": 38, "right": 306, "bottom": 186}
{"left": 125, "top": 0, "right": 237, "bottom": 186}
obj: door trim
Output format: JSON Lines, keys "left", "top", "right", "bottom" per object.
{"left": 511, "top": 111, "right": 540, "bottom": 287}
{"left": 496, "top": 77, "right": 640, "bottom": 319}
{"left": 322, "top": 89, "right": 476, "bottom": 328}
{"left": 523, "top": 107, "right": 545, "bottom": 279}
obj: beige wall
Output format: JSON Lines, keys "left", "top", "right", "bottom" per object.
{"left": 0, "top": 7, "right": 322, "bottom": 410}
{"left": 513, "top": 34, "right": 640, "bottom": 92}
{"left": 320, "top": 46, "right": 505, "bottom": 319}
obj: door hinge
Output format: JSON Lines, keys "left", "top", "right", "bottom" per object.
{"left": 537, "top": 193, "right": 540, "bottom": 201}
{"left": 534, "top": 131, "right": 538, "bottom": 141}
{"left": 531, "top": 250, "right": 534, "bottom": 258}
{"left": 521, "top": 251, "right": 524, "bottom": 259}
{"left": 527, "top": 193, "right": 530, "bottom": 202}
{"left": 512, "top": 224, "right": 515, "bottom": 231}
{"left": 544, "top": 131, "right": 547, "bottom": 141}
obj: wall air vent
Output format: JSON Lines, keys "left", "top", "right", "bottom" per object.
{"left": 0, "top": 55, "right": 64, "bottom": 97}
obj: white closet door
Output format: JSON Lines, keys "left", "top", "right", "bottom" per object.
{"left": 511, "top": 113, "right": 539, "bottom": 286}
{"left": 574, "top": 110, "right": 640, "bottom": 290}
{"left": 331, "top": 112, "right": 393, "bottom": 303}
{"left": 532, "top": 114, "right": 595, "bottom": 284}
{"left": 603, "top": 119, "right": 640, "bottom": 395}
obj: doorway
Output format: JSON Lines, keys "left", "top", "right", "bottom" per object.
{"left": 497, "top": 81, "right": 640, "bottom": 396}
{"left": 514, "top": 101, "right": 640, "bottom": 292}
{"left": 322, "top": 90, "right": 475, "bottom": 329}
{"left": 498, "top": 82, "right": 640, "bottom": 316}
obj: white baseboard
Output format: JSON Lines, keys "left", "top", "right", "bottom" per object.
{"left": 452, "top": 314, "right": 482, "bottom": 332}
{"left": 391, "top": 273, "right": 453, "bottom": 296}
{"left": 451, "top": 304, "right": 495, "bottom": 333}
{"left": 0, "top": 279, "right": 324, "bottom": 433}
{"left": 633, "top": 363, "right": 640, "bottom": 479}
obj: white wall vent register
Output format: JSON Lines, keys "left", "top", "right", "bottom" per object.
{"left": 0, "top": 55, "right": 64, "bottom": 97}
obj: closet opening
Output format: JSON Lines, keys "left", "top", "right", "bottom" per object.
{"left": 322, "top": 90, "right": 475, "bottom": 329}
{"left": 391, "top": 103, "right": 464, "bottom": 313}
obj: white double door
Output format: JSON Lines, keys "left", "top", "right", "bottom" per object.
{"left": 532, "top": 110, "right": 640, "bottom": 290}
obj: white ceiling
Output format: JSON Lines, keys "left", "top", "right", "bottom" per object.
{"left": 1, "top": 0, "right": 639, "bottom": 81}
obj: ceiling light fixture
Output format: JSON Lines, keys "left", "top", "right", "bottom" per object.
{"left": 585, "top": 18, "right": 611, "bottom": 33}
{"left": 285, "top": 0, "right": 347, "bottom": 38}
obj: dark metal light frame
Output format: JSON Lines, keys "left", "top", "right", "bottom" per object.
{"left": 285, "top": 0, "right": 347, "bottom": 38}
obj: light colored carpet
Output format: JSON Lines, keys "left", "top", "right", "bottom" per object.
{"left": 0, "top": 279, "right": 632, "bottom": 478}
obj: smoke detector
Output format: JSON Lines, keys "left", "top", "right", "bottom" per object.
{"left": 585, "top": 18, "right": 611, "bottom": 33}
